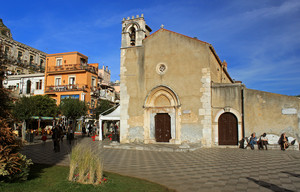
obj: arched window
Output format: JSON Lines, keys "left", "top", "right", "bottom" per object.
{"left": 26, "top": 80, "right": 31, "bottom": 94}
{"left": 40, "top": 59, "right": 44, "bottom": 69}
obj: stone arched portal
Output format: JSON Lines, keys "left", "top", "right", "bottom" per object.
{"left": 143, "top": 85, "right": 181, "bottom": 144}
{"left": 213, "top": 108, "right": 242, "bottom": 146}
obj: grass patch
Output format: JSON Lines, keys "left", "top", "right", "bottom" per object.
{"left": 0, "top": 164, "right": 173, "bottom": 192}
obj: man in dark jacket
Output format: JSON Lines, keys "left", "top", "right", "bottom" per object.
{"left": 52, "top": 126, "right": 61, "bottom": 152}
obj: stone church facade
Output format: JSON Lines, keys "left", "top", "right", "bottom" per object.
{"left": 120, "top": 16, "right": 300, "bottom": 147}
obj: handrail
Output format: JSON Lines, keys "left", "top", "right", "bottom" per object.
{"left": 45, "top": 84, "right": 89, "bottom": 92}
{"left": 47, "top": 64, "right": 97, "bottom": 74}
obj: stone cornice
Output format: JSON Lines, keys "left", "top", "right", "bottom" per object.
{"left": 0, "top": 34, "right": 46, "bottom": 57}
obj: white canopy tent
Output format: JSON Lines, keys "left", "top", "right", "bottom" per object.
{"left": 98, "top": 105, "right": 120, "bottom": 140}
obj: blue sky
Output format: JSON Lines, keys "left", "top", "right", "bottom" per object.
{"left": 1, "top": 0, "right": 300, "bottom": 95}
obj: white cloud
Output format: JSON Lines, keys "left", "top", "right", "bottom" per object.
{"left": 242, "top": 0, "right": 300, "bottom": 18}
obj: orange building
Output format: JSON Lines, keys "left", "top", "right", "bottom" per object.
{"left": 44, "top": 52, "right": 99, "bottom": 115}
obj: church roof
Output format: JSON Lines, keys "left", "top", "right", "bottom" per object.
{"left": 145, "top": 28, "right": 211, "bottom": 45}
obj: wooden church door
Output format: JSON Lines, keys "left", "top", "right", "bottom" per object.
{"left": 155, "top": 113, "right": 171, "bottom": 142}
{"left": 218, "top": 112, "right": 238, "bottom": 145}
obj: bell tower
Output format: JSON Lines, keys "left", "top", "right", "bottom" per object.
{"left": 121, "top": 14, "right": 152, "bottom": 48}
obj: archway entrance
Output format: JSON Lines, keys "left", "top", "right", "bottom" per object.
{"left": 155, "top": 113, "right": 171, "bottom": 142}
{"left": 218, "top": 112, "right": 238, "bottom": 145}
{"left": 144, "top": 85, "right": 181, "bottom": 144}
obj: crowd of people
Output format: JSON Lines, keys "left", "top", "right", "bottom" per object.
{"left": 81, "top": 123, "right": 94, "bottom": 137}
{"left": 51, "top": 122, "right": 97, "bottom": 152}
{"left": 17, "top": 125, "right": 54, "bottom": 138}
{"left": 51, "top": 124, "right": 74, "bottom": 152}
{"left": 20, "top": 123, "right": 79, "bottom": 152}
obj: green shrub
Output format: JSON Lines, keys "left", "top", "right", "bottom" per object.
{"left": 0, "top": 119, "right": 33, "bottom": 182}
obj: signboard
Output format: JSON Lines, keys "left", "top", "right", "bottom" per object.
{"left": 31, "top": 116, "right": 60, "bottom": 120}
{"left": 183, "top": 110, "right": 191, "bottom": 114}
{"left": 282, "top": 108, "right": 297, "bottom": 115}
{"left": 61, "top": 94, "right": 80, "bottom": 100}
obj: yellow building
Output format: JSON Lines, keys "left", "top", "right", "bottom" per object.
{"left": 44, "top": 52, "right": 99, "bottom": 115}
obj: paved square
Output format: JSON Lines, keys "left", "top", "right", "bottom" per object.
{"left": 21, "top": 137, "right": 300, "bottom": 192}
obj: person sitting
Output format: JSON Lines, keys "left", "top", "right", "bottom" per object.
{"left": 258, "top": 133, "right": 268, "bottom": 150}
{"left": 278, "top": 133, "right": 290, "bottom": 151}
{"left": 248, "top": 133, "right": 257, "bottom": 150}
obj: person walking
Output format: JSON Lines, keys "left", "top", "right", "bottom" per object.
{"left": 82, "top": 124, "right": 86, "bottom": 137}
{"left": 52, "top": 126, "right": 61, "bottom": 152}
{"left": 59, "top": 125, "right": 64, "bottom": 142}
{"left": 87, "top": 123, "right": 92, "bottom": 137}
{"left": 68, "top": 124, "right": 74, "bottom": 145}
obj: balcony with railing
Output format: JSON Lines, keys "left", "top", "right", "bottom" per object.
{"left": 99, "top": 89, "right": 116, "bottom": 102}
{"left": 90, "top": 86, "right": 100, "bottom": 97}
{"left": 47, "top": 64, "right": 97, "bottom": 74}
{"left": 45, "top": 84, "right": 88, "bottom": 93}
{"left": 0, "top": 54, "right": 45, "bottom": 73}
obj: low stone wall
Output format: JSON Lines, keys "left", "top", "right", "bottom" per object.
{"left": 266, "top": 134, "right": 298, "bottom": 145}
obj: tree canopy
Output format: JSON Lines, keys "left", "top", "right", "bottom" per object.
{"left": 0, "top": 40, "right": 12, "bottom": 119}
{"left": 12, "top": 95, "right": 58, "bottom": 121}
{"left": 59, "top": 98, "right": 87, "bottom": 121}
{"left": 32, "top": 95, "right": 58, "bottom": 117}
{"left": 12, "top": 97, "right": 34, "bottom": 121}
{"left": 0, "top": 87, "right": 12, "bottom": 119}
{"left": 94, "top": 99, "right": 115, "bottom": 119}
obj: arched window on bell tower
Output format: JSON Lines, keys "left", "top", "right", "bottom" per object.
{"left": 121, "top": 15, "right": 152, "bottom": 48}
{"left": 129, "top": 27, "right": 136, "bottom": 46}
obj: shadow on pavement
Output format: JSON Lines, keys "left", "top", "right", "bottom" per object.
{"left": 281, "top": 171, "right": 300, "bottom": 178}
{"left": 246, "top": 177, "right": 294, "bottom": 192}
{"left": 19, "top": 135, "right": 103, "bottom": 182}
{"left": 20, "top": 135, "right": 90, "bottom": 169}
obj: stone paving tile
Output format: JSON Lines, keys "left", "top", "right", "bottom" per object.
{"left": 21, "top": 137, "right": 300, "bottom": 192}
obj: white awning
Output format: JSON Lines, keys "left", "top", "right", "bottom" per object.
{"left": 99, "top": 106, "right": 120, "bottom": 121}
{"left": 98, "top": 106, "right": 120, "bottom": 140}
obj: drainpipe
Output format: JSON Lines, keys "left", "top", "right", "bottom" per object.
{"left": 241, "top": 86, "right": 245, "bottom": 138}
{"left": 45, "top": 58, "right": 49, "bottom": 92}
